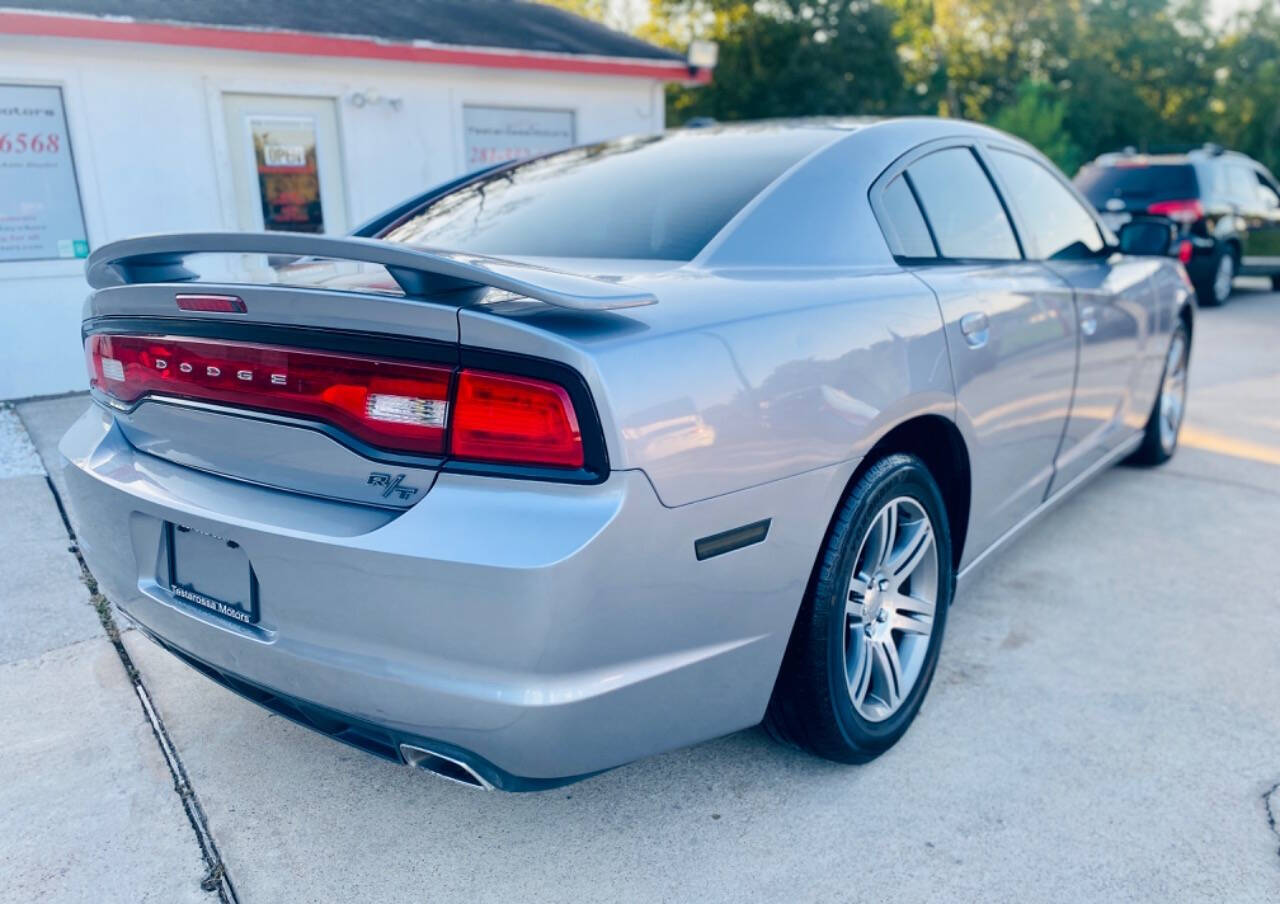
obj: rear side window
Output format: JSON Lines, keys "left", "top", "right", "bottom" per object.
{"left": 989, "top": 149, "right": 1105, "bottom": 260}
{"left": 381, "top": 130, "right": 834, "bottom": 261}
{"left": 907, "top": 148, "right": 1021, "bottom": 260}
{"left": 879, "top": 175, "right": 936, "bottom": 257}
{"left": 1075, "top": 163, "right": 1198, "bottom": 206}
{"left": 1256, "top": 170, "right": 1280, "bottom": 209}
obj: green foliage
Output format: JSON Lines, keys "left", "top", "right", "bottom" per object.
{"left": 543, "top": 0, "right": 1280, "bottom": 175}
{"left": 640, "top": 1, "right": 908, "bottom": 123}
{"left": 1212, "top": 2, "right": 1280, "bottom": 170}
{"left": 991, "top": 81, "right": 1080, "bottom": 173}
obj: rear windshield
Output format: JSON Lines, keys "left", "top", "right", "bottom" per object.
{"left": 1075, "top": 163, "right": 1199, "bottom": 205}
{"left": 381, "top": 129, "right": 833, "bottom": 261}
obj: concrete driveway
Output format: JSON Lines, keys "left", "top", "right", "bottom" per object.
{"left": 4, "top": 282, "right": 1279, "bottom": 903}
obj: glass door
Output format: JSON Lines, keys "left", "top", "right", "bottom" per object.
{"left": 223, "top": 94, "right": 348, "bottom": 234}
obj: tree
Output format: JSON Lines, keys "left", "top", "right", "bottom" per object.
{"left": 638, "top": 1, "right": 910, "bottom": 124}
{"left": 991, "top": 80, "right": 1081, "bottom": 172}
{"left": 533, "top": 0, "right": 1277, "bottom": 174}
{"left": 1212, "top": 2, "right": 1280, "bottom": 170}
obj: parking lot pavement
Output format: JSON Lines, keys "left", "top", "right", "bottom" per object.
{"left": 0, "top": 410, "right": 210, "bottom": 903}
{"left": 11, "top": 284, "right": 1280, "bottom": 903}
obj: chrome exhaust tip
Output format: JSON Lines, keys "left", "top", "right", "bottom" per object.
{"left": 399, "top": 744, "right": 494, "bottom": 790}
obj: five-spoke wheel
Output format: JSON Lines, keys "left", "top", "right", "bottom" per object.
{"left": 1131, "top": 320, "right": 1191, "bottom": 466}
{"left": 844, "top": 497, "right": 939, "bottom": 722}
{"left": 765, "top": 453, "right": 953, "bottom": 763}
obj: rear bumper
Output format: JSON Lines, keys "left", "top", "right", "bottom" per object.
{"left": 60, "top": 404, "right": 852, "bottom": 785}
{"left": 1185, "top": 238, "right": 1221, "bottom": 283}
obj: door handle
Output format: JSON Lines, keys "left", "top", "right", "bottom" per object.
{"left": 1080, "top": 305, "right": 1098, "bottom": 337}
{"left": 959, "top": 311, "right": 990, "bottom": 348}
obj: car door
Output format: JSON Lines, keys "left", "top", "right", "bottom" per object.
{"left": 1243, "top": 167, "right": 1280, "bottom": 271}
{"left": 881, "top": 144, "right": 1079, "bottom": 557}
{"left": 983, "top": 145, "right": 1151, "bottom": 492}
{"left": 1224, "top": 162, "right": 1268, "bottom": 266}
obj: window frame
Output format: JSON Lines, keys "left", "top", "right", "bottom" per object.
{"left": 981, "top": 142, "right": 1111, "bottom": 261}
{"left": 878, "top": 172, "right": 940, "bottom": 260}
{"left": 1250, "top": 166, "right": 1280, "bottom": 210}
{"left": 0, "top": 79, "right": 93, "bottom": 270}
{"left": 868, "top": 137, "right": 1029, "bottom": 266}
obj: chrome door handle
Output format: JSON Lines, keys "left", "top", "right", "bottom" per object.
{"left": 959, "top": 311, "right": 990, "bottom": 348}
{"left": 1080, "top": 305, "right": 1098, "bottom": 337}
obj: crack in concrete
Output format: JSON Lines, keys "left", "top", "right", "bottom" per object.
{"left": 1155, "top": 466, "right": 1280, "bottom": 500}
{"left": 42, "top": 474, "right": 239, "bottom": 903}
{"left": 1265, "top": 781, "right": 1280, "bottom": 865}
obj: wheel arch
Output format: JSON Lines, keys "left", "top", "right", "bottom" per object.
{"left": 1177, "top": 292, "right": 1195, "bottom": 339}
{"left": 856, "top": 416, "right": 972, "bottom": 572}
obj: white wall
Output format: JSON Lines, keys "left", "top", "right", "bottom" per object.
{"left": 0, "top": 36, "right": 666, "bottom": 399}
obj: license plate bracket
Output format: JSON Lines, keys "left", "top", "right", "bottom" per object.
{"left": 165, "top": 523, "right": 259, "bottom": 626}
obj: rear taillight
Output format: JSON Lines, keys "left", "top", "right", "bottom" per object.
{"left": 86, "top": 335, "right": 585, "bottom": 469}
{"left": 86, "top": 335, "right": 452, "bottom": 454}
{"left": 1177, "top": 239, "right": 1194, "bottom": 265}
{"left": 452, "top": 370, "right": 582, "bottom": 468}
{"left": 1147, "top": 199, "right": 1204, "bottom": 224}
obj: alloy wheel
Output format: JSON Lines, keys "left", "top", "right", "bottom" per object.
{"left": 1159, "top": 329, "right": 1189, "bottom": 454}
{"left": 843, "top": 497, "right": 939, "bottom": 722}
{"left": 1214, "top": 252, "right": 1234, "bottom": 304}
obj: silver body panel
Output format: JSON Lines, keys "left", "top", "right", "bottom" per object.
{"left": 62, "top": 118, "right": 1192, "bottom": 783}
{"left": 62, "top": 406, "right": 856, "bottom": 779}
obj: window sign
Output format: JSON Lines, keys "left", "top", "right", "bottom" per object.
{"left": 0, "top": 84, "right": 88, "bottom": 262}
{"left": 249, "top": 116, "right": 325, "bottom": 233}
{"left": 463, "top": 106, "right": 575, "bottom": 169}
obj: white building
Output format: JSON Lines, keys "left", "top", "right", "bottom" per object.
{"left": 0, "top": 1, "right": 705, "bottom": 399}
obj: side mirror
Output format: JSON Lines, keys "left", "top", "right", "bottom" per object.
{"left": 1116, "top": 217, "right": 1178, "bottom": 256}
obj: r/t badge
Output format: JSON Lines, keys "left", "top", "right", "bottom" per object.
{"left": 367, "top": 472, "right": 420, "bottom": 501}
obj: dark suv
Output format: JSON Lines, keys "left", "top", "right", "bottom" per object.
{"left": 1075, "top": 146, "right": 1280, "bottom": 306}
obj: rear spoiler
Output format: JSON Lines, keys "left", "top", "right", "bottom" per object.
{"left": 84, "top": 232, "right": 657, "bottom": 312}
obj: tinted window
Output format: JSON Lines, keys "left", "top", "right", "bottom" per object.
{"left": 880, "top": 175, "right": 936, "bottom": 257}
{"left": 1075, "top": 163, "right": 1198, "bottom": 206}
{"left": 990, "top": 149, "right": 1104, "bottom": 259}
{"left": 907, "top": 148, "right": 1021, "bottom": 260}
{"left": 381, "top": 130, "right": 834, "bottom": 260}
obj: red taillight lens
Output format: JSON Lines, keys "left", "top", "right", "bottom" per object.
{"left": 85, "top": 335, "right": 589, "bottom": 470}
{"left": 451, "top": 369, "right": 583, "bottom": 468}
{"left": 1147, "top": 199, "right": 1204, "bottom": 224}
{"left": 1177, "top": 239, "right": 1194, "bottom": 265}
{"left": 86, "top": 335, "right": 452, "bottom": 454}
{"left": 175, "top": 294, "right": 247, "bottom": 313}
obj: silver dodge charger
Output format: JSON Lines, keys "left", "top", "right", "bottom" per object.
{"left": 62, "top": 118, "right": 1194, "bottom": 790}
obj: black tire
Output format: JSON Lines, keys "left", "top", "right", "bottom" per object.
{"left": 1128, "top": 321, "right": 1191, "bottom": 466}
{"left": 1270, "top": 273, "right": 1280, "bottom": 292}
{"left": 764, "top": 454, "right": 953, "bottom": 763}
{"left": 1194, "top": 243, "right": 1234, "bottom": 307}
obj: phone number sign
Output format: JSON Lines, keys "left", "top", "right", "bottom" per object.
{"left": 0, "top": 84, "right": 89, "bottom": 262}
{"left": 463, "top": 106, "right": 575, "bottom": 169}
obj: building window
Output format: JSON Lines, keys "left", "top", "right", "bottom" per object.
{"left": 222, "top": 94, "right": 348, "bottom": 234}
{"left": 463, "top": 105, "right": 576, "bottom": 169}
{"left": 0, "top": 83, "right": 89, "bottom": 262}
{"left": 249, "top": 116, "right": 326, "bottom": 233}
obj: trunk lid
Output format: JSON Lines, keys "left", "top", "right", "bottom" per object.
{"left": 84, "top": 233, "right": 650, "bottom": 507}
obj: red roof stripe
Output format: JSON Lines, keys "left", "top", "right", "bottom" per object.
{"left": 0, "top": 10, "right": 712, "bottom": 83}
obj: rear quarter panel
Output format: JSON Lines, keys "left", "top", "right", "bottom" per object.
{"left": 461, "top": 269, "right": 954, "bottom": 507}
